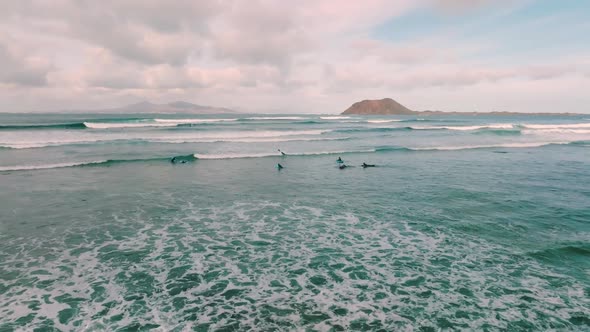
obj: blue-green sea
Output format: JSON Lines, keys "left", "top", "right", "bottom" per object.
{"left": 0, "top": 113, "right": 589, "bottom": 331}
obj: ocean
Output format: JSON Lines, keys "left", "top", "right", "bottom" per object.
{"left": 0, "top": 112, "right": 589, "bottom": 331}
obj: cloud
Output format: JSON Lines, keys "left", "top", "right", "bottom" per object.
{"left": 1, "top": 0, "right": 220, "bottom": 65}
{"left": 0, "top": 40, "right": 52, "bottom": 86}
{"left": 0, "top": 0, "right": 588, "bottom": 113}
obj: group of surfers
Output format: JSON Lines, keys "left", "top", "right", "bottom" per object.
{"left": 170, "top": 150, "right": 376, "bottom": 170}
{"left": 277, "top": 150, "right": 375, "bottom": 170}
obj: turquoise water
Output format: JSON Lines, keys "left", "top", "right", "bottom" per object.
{"left": 0, "top": 113, "right": 589, "bottom": 331}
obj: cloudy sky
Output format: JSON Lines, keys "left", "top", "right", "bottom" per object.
{"left": 1, "top": 0, "right": 589, "bottom": 113}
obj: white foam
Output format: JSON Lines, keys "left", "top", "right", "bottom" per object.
{"left": 522, "top": 123, "right": 590, "bottom": 129}
{"left": 245, "top": 117, "right": 306, "bottom": 120}
{"left": 320, "top": 116, "right": 351, "bottom": 120}
{"left": 523, "top": 128, "right": 590, "bottom": 135}
{"left": 0, "top": 129, "right": 331, "bottom": 149}
{"left": 0, "top": 160, "right": 107, "bottom": 171}
{"left": 154, "top": 118, "right": 238, "bottom": 124}
{"left": 0, "top": 140, "right": 123, "bottom": 149}
{"left": 83, "top": 121, "right": 177, "bottom": 129}
{"left": 367, "top": 119, "right": 402, "bottom": 123}
{"left": 2, "top": 200, "right": 587, "bottom": 331}
{"left": 194, "top": 149, "right": 374, "bottom": 159}
{"left": 154, "top": 136, "right": 348, "bottom": 144}
{"left": 411, "top": 124, "right": 514, "bottom": 131}
{"left": 412, "top": 142, "right": 567, "bottom": 151}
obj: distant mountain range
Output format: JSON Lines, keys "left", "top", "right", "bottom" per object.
{"left": 341, "top": 98, "right": 580, "bottom": 116}
{"left": 100, "top": 101, "right": 237, "bottom": 114}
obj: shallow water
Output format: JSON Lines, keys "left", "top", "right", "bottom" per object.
{"left": 0, "top": 113, "right": 589, "bottom": 331}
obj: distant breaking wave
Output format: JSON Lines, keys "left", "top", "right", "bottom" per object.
{"left": 1, "top": 141, "right": 586, "bottom": 172}
{"left": 0, "top": 129, "right": 335, "bottom": 149}
{"left": 410, "top": 124, "right": 514, "bottom": 131}
{"left": 0, "top": 154, "right": 197, "bottom": 172}
{"left": 193, "top": 149, "right": 374, "bottom": 160}
{"left": 154, "top": 118, "right": 238, "bottom": 123}
{"left": 4, "top": 119, "right": 241, "bottom": 129}
{"left": 367, "top": 119, "right": 402, "bottom": 123}
{"left": 243, "top": 117, "right": 306, "bottom": 121}
{"left": 521, "top": 123, "right": 590, "bottom": 129}
{"left": 0, "top": 160, "right": 110, "bottom": 171}
{"left": 320, "top": 116, "right": 351, "bottom": 120}
{"left": 334, "top": 127, "right": 413, "bottom": 133}
{"left": 409, "top": 142, "right": 572, "bottom": 151}
{"left": 0, "top": 122, "right": 87, "bottom": 130}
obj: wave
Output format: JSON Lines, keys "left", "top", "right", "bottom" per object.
{"left": 288, "top": 120, "right": 320, "bottom": 124}
{"left": 367, "top": 119, "right": 402, "bottom": 123}
{"left": 521, "top": 123, "right": 590, "bottom": 130}
{"left": 334, "top": 127, "right": 412, "bottom": 133}
{"left": 0, "top": 130, "right": 333, "bottom": 149}
{"left": 528, "top": 244, "right": 590, "bottom": 263}
{"left": 409, "top": 142, "right": 570, "bottom": 151}
{"left": 320, "top": 116, "right": 351, "bottom": 120}
{"left": 83, "top": 121, "right": 179, "bottom": 129}
{"left": 3, "top": 140, "right": 585, "bottom": 171}
{"left": 0, "top": 160, "right": 110, "bottom": 171}
{"left": 568, "top": 140, "right": 590, "bottom": 146}
{"left": 243, "top": 116, "right": 306, "bottom": 121}
{"left": 194, "top": 149, "right": 374, "bottom": 160}
{"left": 396, "top": 118, "right": 440, "bottom": 122}
{"left": 374, "top": 146, "right": 412, "bottom": 152}
{"left": 410, "top": 124, "right": 514, "bottom": 131}
{"left": 522, "top": 128, "right": 590, "bottom": 135}
{"left": 0, "top": 154, "right": 197, "bottom": 172}
{"left": 473, "top": 129, "right": 522, "bottom": 136}
{"left": 0, "top": 122, "right": 87, "bottom": 130}
{"left": 375, "top": 141, "right": 587, "bottom": 152}
{"left": 0, "top": 140, "right": 136, "bottom": 149}
{"left": 153, "top": 137, "right": 350, "bottom": 144}
{"left": 154, "top": 118, "right": 238, "bottom": 124}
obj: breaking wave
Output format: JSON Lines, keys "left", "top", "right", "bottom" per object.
{"left": 2, "top": 140, "right": 586, "bottom": 172}
{"left": 320, "top": 116, "right": 351, "bottom": 120}
{"left": 410, "top": 124, "right": 514, "bottom": 131}
{"left": 0, "top": 154, "right": 197, "bottom": 172}
{"left": 0, "top": 123, "right": 87, "bottom": 130}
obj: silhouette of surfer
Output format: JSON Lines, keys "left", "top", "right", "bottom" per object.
{"left": 278, "top": 149, "right": 286, "bottom": 156}
{"left": 171, "top": 157, "right": 177, "bottom": 164}
{"left": 337, "top": 157, "right": 343, "bottom": 163}
{"left": 277, "top": 163, "right": 284, "bottom": 170}
{"left": 362, "top": 162, "right": 376, "bottom": 168}
{"left": 339, "top": 164, "right": 348, "bottom": 169}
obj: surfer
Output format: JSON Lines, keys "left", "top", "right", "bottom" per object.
{"left": 339, "top": 164, "right": 348, "bottom": 169}
{"left": 277, "top": 163, "right": 284, "bottom": 170}
{"left": 171, "top": 157, "right": 177, "bottom": 164}
{"left": 362, "top": 162, "right": 376, "bottom": 168}
{"left": 278, "top": 149, "right": 286, "bottom": 156}
{"left": 337, "top": 157, "right": 343, "bottom": 163}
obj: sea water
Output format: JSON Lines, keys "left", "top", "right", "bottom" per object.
{"left": 0, "top": 113, "right": 589, "bottom": 331}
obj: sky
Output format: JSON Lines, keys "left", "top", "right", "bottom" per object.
{"left": 0, "top": 0, "right": 589, "bottom": 113}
